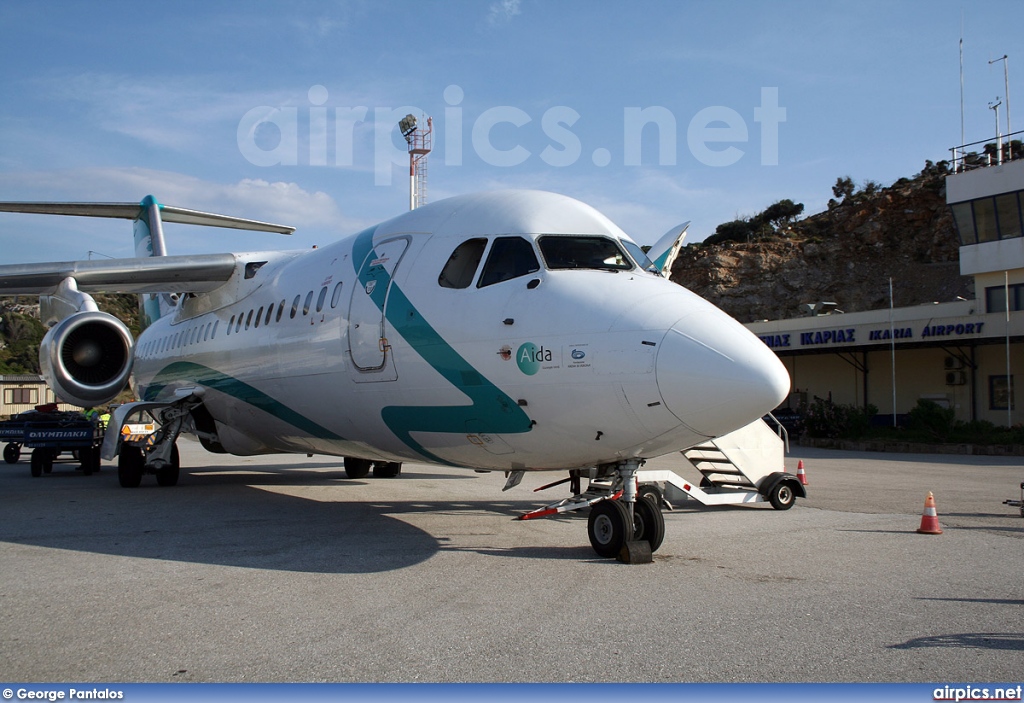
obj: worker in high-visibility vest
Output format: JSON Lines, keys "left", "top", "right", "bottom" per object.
{"left": 84, "top": 407, "right": 99, "bottom": 423}
{"left": 98, "top": 410, "right": 111, "bottom": 430}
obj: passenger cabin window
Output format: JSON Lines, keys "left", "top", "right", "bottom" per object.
{"left": 478, "top": 237, "right": 540, "bottom": 287}
{"left": 538, "top": 236, "right": 633, "bottom": 271}
{"left": 439, "top": 238, "right": 487, "bottom": 289}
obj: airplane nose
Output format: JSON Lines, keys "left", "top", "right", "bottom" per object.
{"left": 655, "top": 315, "right": 791, "bottom": 437}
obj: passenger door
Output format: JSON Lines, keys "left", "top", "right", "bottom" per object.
{"left": 348, "top": 237, "right": 409, "bottom": 381}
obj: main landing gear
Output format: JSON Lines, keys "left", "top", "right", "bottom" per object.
{"left": 343, "top": 457, "right": 403, "bottom": 479}
{"left": 118, "top": 442, "right": 180, "bottom": 488}
{"left": 116, "top": 404, "right": 189, "bottom": 488}
{"left": 521, "top": 460, "right": 664, "bottom": 563}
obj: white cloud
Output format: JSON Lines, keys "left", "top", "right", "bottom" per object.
{"left": 0, "top": 168, "right": 369, "bottom": 261}
{"left": 487, "top": 0, "right": 522, "bottom": 26}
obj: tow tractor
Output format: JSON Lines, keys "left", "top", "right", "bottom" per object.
{"left": 0, "top": 403, "right": 104, "bottom": 476}
{"left": 517, "top": 418, "right": 806, "bottom": 559}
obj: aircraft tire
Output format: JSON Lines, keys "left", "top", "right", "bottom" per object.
{"left": 372, "top": 461, "right": 402, "bottom": 478}
{"left": 4, "top": 442, "right": 20, "bottom": 464}
{"left": 632, "top": 496, "right": 665, "bottom": 552}
{"left": 30, "top": 448, "right": 44, "bottom": 477}
{"left": 637, "top": 484, "right": 663, "bottom": 509}
{"left": 118, "top": 446, "right": 144, "bottom": 488}
{"left": 588, "top": 499, "right": 634, "bottom": 558}
{"left": 81, "top": 446, "right": 98, "bottom": 475}
{"left": 344, "top": 457, "right": 372, "bottom": 479}
{"left": 155, "top": 444, "right": 180, "bottom": 487}
{"left": 768, "top": 481, "right": 796, "bottom": 510}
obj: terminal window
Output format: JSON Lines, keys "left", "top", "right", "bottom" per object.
{"left": 989, "top": 375, "right": 1015, "bottom": 411}
{"left": 985, "top": 283, "right": 1024, "bottom": 313}
{"left": 952, "top": 190, "right": 1024, "bottom": 245}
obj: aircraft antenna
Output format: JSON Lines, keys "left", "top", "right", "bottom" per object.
{"left": 399, "top": 114, "right": 433, "bottom": 210}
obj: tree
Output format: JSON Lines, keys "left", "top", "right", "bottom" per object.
{"left": 758, "top": 199, "right": 804, "bottom": 228}
{"left": 832, "top": 176, "right": 855, "bottom": 201}
{"left": 705, "top": 219, "right": 753, "bottom": 245}
{"left": 0, "top": 311, "right": 45, "bottom": 374}
{"left": 860, "top": 180, "right": 881, "bottom": 196}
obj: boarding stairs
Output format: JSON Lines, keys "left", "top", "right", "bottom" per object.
{"left": 521, "top": 416, "right": 803, "bottom": 521}
{"left": 638, "top": 417, "right": 800, "bottom": 508}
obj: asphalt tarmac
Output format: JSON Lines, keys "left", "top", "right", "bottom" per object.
{"left": 0, "top": 441, "right": 1021, "bottom": 683}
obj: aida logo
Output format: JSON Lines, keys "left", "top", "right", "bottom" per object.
{"left": 516, "top": 342, "right": 552, "bottom": 375}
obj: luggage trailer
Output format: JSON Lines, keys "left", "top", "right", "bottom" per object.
{"left": 1, "top": 409, "right": 104, "bottom": 475}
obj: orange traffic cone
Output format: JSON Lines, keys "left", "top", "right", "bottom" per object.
{"left": 916, "top": 492, "right": 943, "bottom": 535}
{"left": 796, "top": 460, "right": 808, "bottom": 486}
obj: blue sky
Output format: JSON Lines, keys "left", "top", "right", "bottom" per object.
{"left": 1, "top": 0, "right": 1021, "bottom": 263}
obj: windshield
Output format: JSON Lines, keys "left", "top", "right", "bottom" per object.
{"left": 537, "top": 236, "right": 633, "bottom": 271}
{"left": 620, "top": 239, "right": 660, "bottom": 275}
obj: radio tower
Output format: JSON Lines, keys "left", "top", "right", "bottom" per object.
{"left": 399, "top": 114, "right": 432, "bottom": 210}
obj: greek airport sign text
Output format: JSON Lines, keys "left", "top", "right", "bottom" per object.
{"left": 757, "top": 321, "right": 986, "bottom": 350}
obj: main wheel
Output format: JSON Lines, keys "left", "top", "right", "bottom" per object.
{"left": 30, "top": 448, "right": 44, "bottom": 477}
{"left": 118, "top": 445, "right": 144, "bottom": 488}
{"left": 4, "top": 443, "right": 20, "bottom": 464}
{"left": 372, "top": 461, "right": 402, "bottom": 478}
{"left": 588, "top": 499, "right": 634, "bottom": 558}
{"left": 343, "top": 457, "right": 372, "bottom": 479}
{"left": 155, "top": 444, "right": 180, "bottom": 487}
{"left": 632, "top": 496, "right": 666, "bottom": 552}
{"left": 80, "top": 446, "right": 99, "bottom": 475}
{"left": 768, "top": 481, "right": 796, "bottom": 510}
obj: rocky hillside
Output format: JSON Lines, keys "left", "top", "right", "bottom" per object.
{"left": 669, "top": 169, "right": 971, "bottom": 323}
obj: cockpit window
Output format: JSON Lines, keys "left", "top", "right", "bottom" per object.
{"left": 538, "top": 236, "right": 633, "bottom": 271}
{"left": 478, "top": 237, "right": 540, "bottom": 287}
{"left": 620, "top": 239, "right": 661, "bottom": 275}
{"left": 439, "top": 238, "right": 487, "bottom": 289}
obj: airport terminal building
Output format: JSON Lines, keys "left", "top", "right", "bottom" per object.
{"left": 747, "top": 156, "right": 1024, "bottom": 426}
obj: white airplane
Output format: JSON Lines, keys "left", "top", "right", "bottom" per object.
{"left": 0, "top": 190, "right": 791, "bottom": 559}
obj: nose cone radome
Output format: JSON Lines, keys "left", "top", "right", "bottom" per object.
{"left": 655, "top": 315, "right": 790, "bottom": 438}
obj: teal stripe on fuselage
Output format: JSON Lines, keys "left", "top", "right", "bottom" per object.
{"left": 143, "top": 361, "right": 344, "bottom": 441}
{"left": 352, "top": 228, "right": 533, "bottom": 463}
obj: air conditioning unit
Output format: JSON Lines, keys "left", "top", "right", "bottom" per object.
{"left": 944, "top": 356, "right": 963, "bottom": 370}
{"left": 945, "top": 371, "right": 966, "bottom": 386}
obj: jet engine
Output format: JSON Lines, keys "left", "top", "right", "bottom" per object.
{"left": 39, "top": 311, "right": 134, "bottom": 407}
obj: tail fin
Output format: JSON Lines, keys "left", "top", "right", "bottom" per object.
{"left": 134, "top": 195, "right": 171, "bottom": 327}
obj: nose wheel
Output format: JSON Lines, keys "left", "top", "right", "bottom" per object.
{"left": 525, "top": 460, "right": 664, "bottom": 561}
{"left": 588, "top": 499, "right": 633, "bottom": 557}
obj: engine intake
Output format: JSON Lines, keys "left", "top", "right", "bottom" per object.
{"left": 39, "top": 311, "right": 134, "bottom": 407}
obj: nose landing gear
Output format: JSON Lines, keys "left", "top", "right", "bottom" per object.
{"left": 522, "top": 459, "right": 663, "bottom": 562}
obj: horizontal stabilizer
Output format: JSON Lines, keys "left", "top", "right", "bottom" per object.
{"left": 0, "top": 253, "right": 238, "bottom": 294}
{"left": 0, "top": 201, "right": 295, "bottom": 234}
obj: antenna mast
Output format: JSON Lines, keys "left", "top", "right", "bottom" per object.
{"left": 399, "top": 114, "right": 433, "bottom": 210}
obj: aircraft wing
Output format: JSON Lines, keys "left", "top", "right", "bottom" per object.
{"left": 0, "top": 253, "right": 238, "bottom": 295}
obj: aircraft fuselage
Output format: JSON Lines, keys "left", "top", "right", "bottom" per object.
{"left": 130, "top": 191, "right": 790, "bottom": 472}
